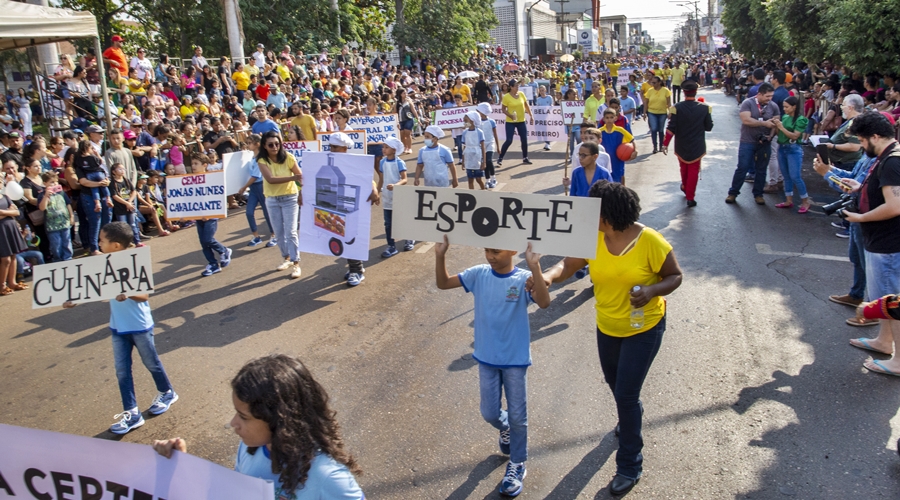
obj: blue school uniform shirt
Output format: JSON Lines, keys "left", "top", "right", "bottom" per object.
{"left": 569, "top": 163, "right": 613, "bottom": 197}
{"left": 535, "top": 95, "right": 554, "bottom": 107}
{"left": 252, "top": 119, "right": 280, "bottom": 136}
{"left": 458, "top": 265, "right": 534, "bottom": 368}
{"left": 109, "top": 299, "right": 154, "bottom": 335}
{"left": 235, "top": 443, "right": 364, "bottom": 500}
{"left": 248, "top": 158, "right": 263, "bottom": 184}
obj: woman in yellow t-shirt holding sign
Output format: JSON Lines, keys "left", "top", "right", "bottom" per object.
{"left": 497, "top": 79, "right": 534, "bottom": 166}
{"left": 530, "top": 181, "right": 682, "bottom": 496}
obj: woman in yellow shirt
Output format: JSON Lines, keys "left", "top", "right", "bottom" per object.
{"left": 232, "top": 63, "right": 250, "bottom": 102}
{"left": 498, "top": 79, "right": 534, "bottom": 165}
{"left": 257, "top": 130, "right": 302, "bottom": 278}
{"left": 642, "top": 76, "right": 672, "bottom": 153}
{"left": 532, "top": 181, "right": 682, "bottom": 496}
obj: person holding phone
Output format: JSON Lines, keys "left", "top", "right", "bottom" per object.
{"left": 814, "top": 153, "right": 877, "bottom": 325}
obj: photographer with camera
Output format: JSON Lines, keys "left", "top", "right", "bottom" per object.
{"left": 815, "top": 153, "right": 877, "bottom": 325}
{"left": 827, "top": 112, "right": 900, "bottom": 375}
{"left": 726, "top": 83, "right": 780, "bottom": 205}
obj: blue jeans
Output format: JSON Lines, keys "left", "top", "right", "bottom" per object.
{"left": 596, "top": 315, "right": 666, "bottom": 479}
{"left": 85, "top": 171, "right": 110, "bottom": 203}
{"left": 849, "top": 223, "right": 866, "bottom": 301}
{"left": 246, "top": 182, "right": 273, "bottom": 235}
{"left": 478, "top": 363, "right": 528, "bottom": 464}
{"left": 567, "top": 125, "right": 581, "bottom": 156}
{"left": 454, "top": 135, "right": 463, "bottom": 162}
{"left": 777, "top": 143, "right": 806, "bottom": 198}
{"left": 647, "top": 113, "right": 667, "bottom": 150}
{"left": 865, "top": 250, "right": 900, "bottom": 301}
{"left": 80, "top": 192, "right": 112, "bottom": 252}
{"left": 15, "top": 249, "right": 44, "bottom": 275}
{"left": 112, "top": 329, "right": 172, "bottom": 411}
{"left": 266, "top": 194, "right": 299, "bottom": 262}
{"left": 195, "top": 219, "right": 226, "bottom": 266}
{"left": 46, "top": 228, "right": 73, "bottom": 262}
{"left": 499, "top": 121, "right": 529, "bottom": 160}
{"left": 73, "top": 193, "right": 90, "bottom": 249}
{"left": 729, "top": 142, "right": 771, "bottom": 197}
{"left": 384, "top": 209, "right": 394, "bottom": 247}
{"left": 116, "top": 213, "right": 140, "bottom": 245}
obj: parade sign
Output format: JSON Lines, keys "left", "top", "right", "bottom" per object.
{"left": 561, "top": 100, "right": 585, "bottom": 125}
{"left": 317, "top": 130, "right": 367, "bottom": 154}
{"left": 347, "top": 114, "right": 399, "bottom": 143}
{"left": 222, "top": 150, "right": 255, "bottom": 196}
{"left": 165, "top": 171, "right": 227, "bottom": 221}
{"left": 299, "top": 152, "right": 374, "bottom": 261}
{"left": 392, "top": 186, "right": 601, "bottom": 259}
{"left": 433, "top": 105, "right": 567, "bottom": 142}
{"left": 0, "top": 423, "right": 275, "bottom": 499}
{"left": 284, "top": 140, "right": 322, "bottom": 167}
{"left": 32, "top": 246, "right": 154, "bottom": 309}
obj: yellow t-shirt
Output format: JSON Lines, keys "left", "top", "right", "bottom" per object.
{"left": 452, "top": 84, "right": 471, "bottom": 103}
{"left": 645, "top": 87, "right": 672, "bottom": 114}
{"left": 607, "top": 63, "right": 620, "bottom": 77}
{"left": 261, "top": 154, "right": 300, "bottom": 198}
{"left": 584, "top": 95, "right": 603, "bottom": 122}
{"left": 501, "top": 91, "right": 527, "bottom": 123}
{"left": 640, "top": 82, "right": 652, "bottom": 98}
{"left": 671, "top": 67, "right": 685, "bottom": 86}
{"left": 663, "top": 68, "right": 673, "bottom": 81}
{"left": 232, "top": 71, "right": 250, "bottom": 91}
{"left": 292, "top": 115, "right": 317, "bottom": 142}
{"left": 587, "top": 227, "right": 672, "bottom": 337}
{"left": 275, "top": 65, "right": 291, "bottom": 82}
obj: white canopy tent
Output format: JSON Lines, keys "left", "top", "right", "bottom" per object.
{"left": 0, "top": 0, "right": 113, "bottom": 130}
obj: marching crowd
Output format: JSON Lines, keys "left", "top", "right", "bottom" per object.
{"left": 2, "top": 32, "right": 900, "bottom": 498}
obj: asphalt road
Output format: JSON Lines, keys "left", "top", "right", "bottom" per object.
{"left": 3, "top": 89, "right": 900, "bottom": 499}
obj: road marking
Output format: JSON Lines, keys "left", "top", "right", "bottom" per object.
{"left": 756, "top": 243, "right": 848, "bottom": 262}
{"left": 416, "top": 242, "right": 436, "bottom": 254}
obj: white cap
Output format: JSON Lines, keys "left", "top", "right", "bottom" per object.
{"left": 328, "top": 132, "right": 354, "bottom": 148}
{"left": 476, "top": 102, "right": 492, "bottom": 116}
{"left": 424, "top": 125, "right": 445, "bottom": 139}
{"left": 465, "top": 111, "right": 482, "bottom": 128}
{"left": 384, "top": 136, "right": 404, "bottom": 151}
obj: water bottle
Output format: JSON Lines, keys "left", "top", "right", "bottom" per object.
{"left": 629, "top": 285, "right": 644, "bottom": 329}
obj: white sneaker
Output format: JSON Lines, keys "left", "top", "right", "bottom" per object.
{"left": 276, "top": 260, "right": 292, "bottom": 271}
{"left": 290, "top": 263, "right": 302, "bottom": 279}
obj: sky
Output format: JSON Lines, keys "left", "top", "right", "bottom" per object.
{"left": 600, "top": 0, "right": 705, "bottom": 48}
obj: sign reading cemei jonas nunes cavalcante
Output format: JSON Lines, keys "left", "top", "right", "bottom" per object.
{"left": 392, "top": 186, "right": 602, "bottom": 259}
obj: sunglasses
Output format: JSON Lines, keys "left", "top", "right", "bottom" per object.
{"left": 265, "top": 142, "right": 280, "bottom": 148}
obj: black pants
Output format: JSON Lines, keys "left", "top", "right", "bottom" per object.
{"left": 484, "top": 151, "right": 495, "bottom": 178}
{"left": 347, "top": 259, "right": 363, "bottom": 274}
{"left": 672, "top": 85, "right": 681, "bottom": 103}
{"left": 499, "top": 121, "right": 528, "bottom": 160}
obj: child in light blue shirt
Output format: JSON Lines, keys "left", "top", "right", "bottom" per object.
{"left": 435, "top": 236, "right": 551, "bottom": 497}
{"left": 377, "top": 137, "right": 414, "bottom": 256}
{"left": 63, "top": 221, "right": 177, "bottom": 435}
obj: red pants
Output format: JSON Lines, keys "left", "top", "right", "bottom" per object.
{"left": 679, "top": 159, "right": 701, "bottom": 201}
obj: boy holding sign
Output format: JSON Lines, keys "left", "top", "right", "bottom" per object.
{"left": 191, "top": 152, "right": 233, "bottom": 277}
{"left": 435, "top": 236, "right": 551, "bottom": 497}
{"left": 63, "top": 222, "right": 178, "bottom": 435}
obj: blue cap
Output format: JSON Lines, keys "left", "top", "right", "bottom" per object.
{"left": 73, "top": 128, "right": 83, "bottom": 134}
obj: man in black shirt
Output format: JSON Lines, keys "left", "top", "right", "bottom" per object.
{"left": 841, "top": 112, "right": 900, "bottom": 375}
{"left": 0, "top": 132, "right": 24, "bottom": 167}
{"left": 202, "top": 117, "right": 238, "bottom": 159}
{"left": 474, "top": 75, "right": 491, "bottom": 103}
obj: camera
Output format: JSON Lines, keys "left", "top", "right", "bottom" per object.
{"left": 822, "top": 193, "right": 857, "bottom": 218}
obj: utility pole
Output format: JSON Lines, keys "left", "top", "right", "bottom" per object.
{"left": 222, "top": 0, "right": 245, "bottom": 64}
{"left": 707, "top": 0, "right": 714, "bottom": 53}
{"left": 332, "top": 0, "right": 341, "bottom": 39}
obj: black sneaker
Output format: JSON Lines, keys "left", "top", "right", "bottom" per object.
{"left": 496, "top": 157, "right": 503, "bottom": 166}
{"left": 522, "top": 158, "right": 532, "bottom": 165}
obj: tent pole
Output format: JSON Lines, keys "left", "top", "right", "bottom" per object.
{"left": 93, "top": 35, "right": 114, "bottom": 132}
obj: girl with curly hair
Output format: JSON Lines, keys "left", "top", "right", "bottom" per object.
{"left": 153, "top": 354, "right": 363, "bottom": 498}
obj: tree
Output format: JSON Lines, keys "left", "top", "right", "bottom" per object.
{"left": 392, "top": 0, "right": 497, "bottom": 62}
{"left": 820, "top": 0, "right": 900, "bottom": 74}
{"left": 765, "top": 0, "right": 828, "bottom": 63}
{"left": 720, "top": 0, "right": 786, "bottom": 60}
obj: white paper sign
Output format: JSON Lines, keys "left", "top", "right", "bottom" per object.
{"left": 0, "top": 423, "right": 274, "bottom": 499}
{"left": 284, "top": 140, "right": 321, "bottom": 168}
{"left": 392, "top": 186, "right": 602, "bottom": 259}
{"left": 32, "top": 246, "right": 154, "bottom": 309}
{"left": 222, "top": 150, "right": 256, "bottom": 196}
{"left": 809, "top": 135, "right": 829, "bottom": 147}
{"left": 433, "top": 105, "right": 567, "bottom": 142}
{"left": 522, "top": 85, "right": 534, "bottom": 101}
{"left": 299, "top": 151, "right": 374, "bottom": 261}
{"left": 165, "top": 171, "right": 228, "bottom": 221}
{"left": 347, "top": 114, "right": 399, "bottom": 144}
{"left": 317, "top": 130, "right": 367, "bottom": 154}
{"left": 561, "top": 101, "right": 586, "bottom": 125}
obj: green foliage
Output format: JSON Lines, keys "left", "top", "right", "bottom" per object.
{"left": 721, "top": 0, "right": 786, "bottom": 60}
{"left": 820, "top": 0, "right": 900, "bottom": 74}
{"left": 639, "top": 44, "right": 652, "bottom": 55}
{"left": 573, "top": 50, "right": 583, "bottom": 60}
{"left": 392, "top": 0, "right": 497, "bottom": 62}
{"left": 765, "top": 0, "right": 828, "bottom": 63}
